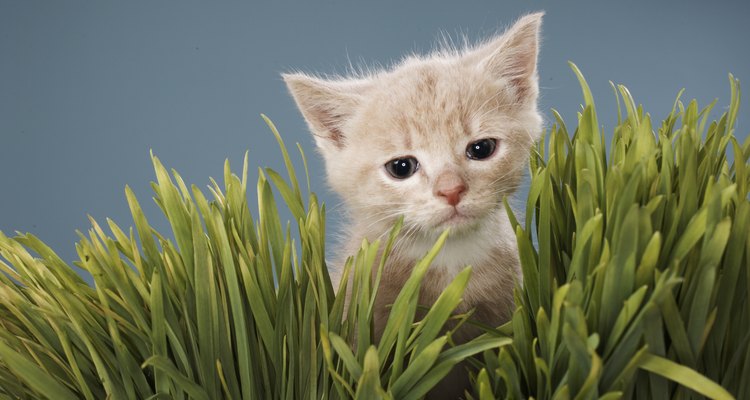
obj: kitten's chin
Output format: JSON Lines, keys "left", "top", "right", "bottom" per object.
{"left": 433, "top": 209, "right": 482, "bottom": 234}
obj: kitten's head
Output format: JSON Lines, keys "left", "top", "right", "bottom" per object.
{"left": 284, "top": 13, "right": 543, "bottom": 238}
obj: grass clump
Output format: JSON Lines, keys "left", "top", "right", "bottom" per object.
{"left": 1, "top": 66, "right": 749, "bottom": 399}
{"left": 473, "top": 65, "right": 748, "bottom": 400}
{"left": 0, "top": 116, "right": 493, "bottom": 400}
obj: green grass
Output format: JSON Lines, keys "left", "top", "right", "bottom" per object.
{"left": 472, "top": 64, "right": 748, "bottom": 400}
{"left": 1, "top": 66, "right": 748, "bottom": 399}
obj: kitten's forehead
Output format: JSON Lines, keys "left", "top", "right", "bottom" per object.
{"left": 357, "top": 61, "right": 503, "bottom": 151}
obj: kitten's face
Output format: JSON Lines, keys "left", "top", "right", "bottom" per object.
{"left": 285, "top": 13, "right": 543, "bottom": 238}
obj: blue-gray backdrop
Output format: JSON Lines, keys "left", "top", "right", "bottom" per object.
{"left": 2, "top": 1, "right": 748, "bottom": 281}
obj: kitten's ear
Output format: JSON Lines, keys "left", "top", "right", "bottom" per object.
{"left": 469, "top": 12, "right": 543, "bottom": 103}
{"left": 283, "top": 73, "right": 368, "bottom": 151}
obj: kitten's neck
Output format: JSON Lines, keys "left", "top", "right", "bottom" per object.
{"left": 351, "top": 208, "right": 518, "bottom": 278}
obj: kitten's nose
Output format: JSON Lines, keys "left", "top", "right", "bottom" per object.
{"left": 435, "top": 172, "right": 467, "bottom": 206}
{"left": 438, "top": 186, "right": 466, "bottom": 206}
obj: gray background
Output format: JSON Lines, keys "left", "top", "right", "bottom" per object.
{"left": 2, "top": 1, "right": 748, "bottom": 280}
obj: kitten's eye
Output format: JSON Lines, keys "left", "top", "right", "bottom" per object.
{"left": 466, "top": 138, "right": 497, "bottom": 160}
{"left": 385, "top": 157, "right": 419, "bottom": 179}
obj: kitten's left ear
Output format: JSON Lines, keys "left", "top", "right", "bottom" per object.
{"left": 470, "top": 12, "right": 543, "bottom": 103}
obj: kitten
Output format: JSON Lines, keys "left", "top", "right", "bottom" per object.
{"left": 284, "top": 12, "right": 543, "bottom": 398}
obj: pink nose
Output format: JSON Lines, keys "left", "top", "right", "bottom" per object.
{"left": 437, "top": 183, "right": 467, "bottom": 206}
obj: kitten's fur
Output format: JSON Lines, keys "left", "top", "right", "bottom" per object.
{"left": 284, "top": 13, "right": 543, "bottom": 398}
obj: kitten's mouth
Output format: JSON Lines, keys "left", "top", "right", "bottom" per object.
{"left": 437, "top": 209, "right": 475, "bottom": 229}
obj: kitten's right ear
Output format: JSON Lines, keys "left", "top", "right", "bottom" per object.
{"left": 283, "top": 73, "right": 368, "bottom": 151}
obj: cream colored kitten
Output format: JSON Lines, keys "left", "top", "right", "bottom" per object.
{"left": 284, "top": 12, "right": 542, "bottom": 398}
